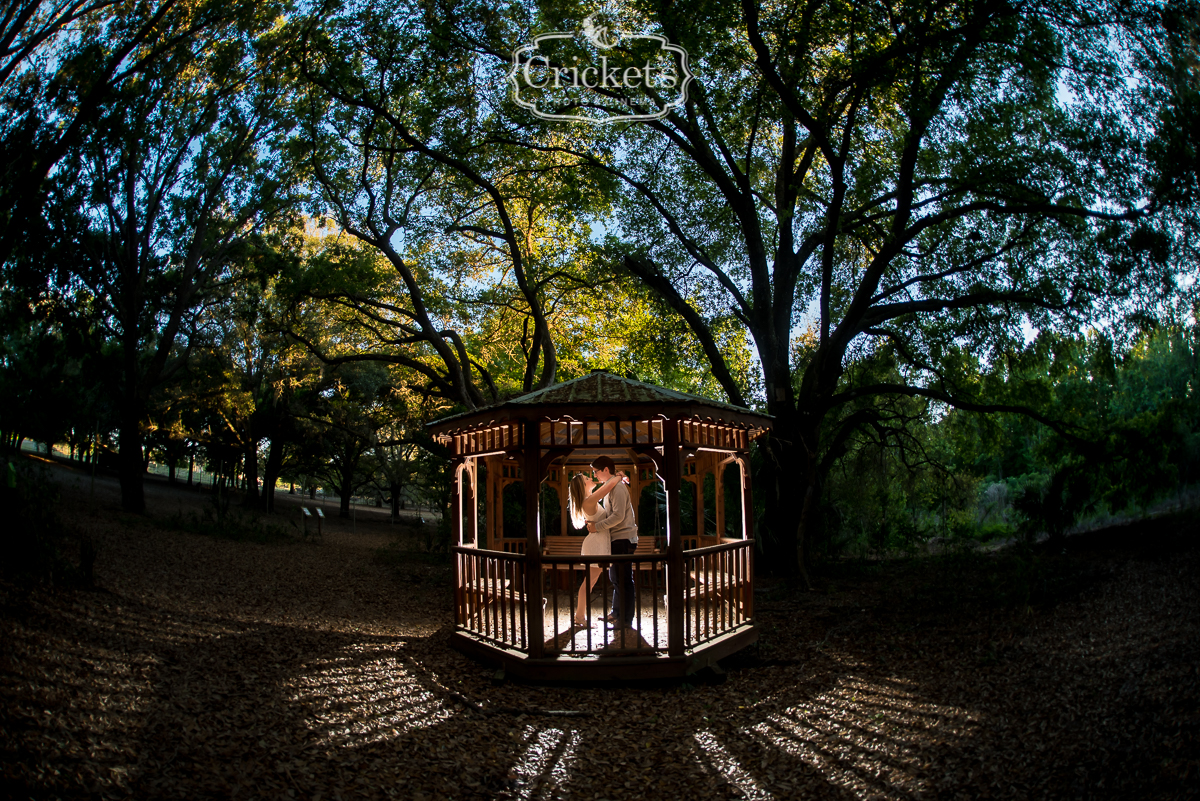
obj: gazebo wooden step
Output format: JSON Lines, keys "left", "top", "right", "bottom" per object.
{"left": 450, "top": 625, "right": 758, "bottom": 681}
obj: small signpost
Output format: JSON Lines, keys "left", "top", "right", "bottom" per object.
{"left": 302, "top": 507, "right": 324, "bottom": 539}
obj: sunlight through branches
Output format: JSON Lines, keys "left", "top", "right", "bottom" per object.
{"left": 289, "top": 642, "right": 455, "bottom": 748}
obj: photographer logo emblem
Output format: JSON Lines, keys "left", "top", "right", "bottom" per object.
{"left": 508, "top": 12, "right": 693, "bottom": 124}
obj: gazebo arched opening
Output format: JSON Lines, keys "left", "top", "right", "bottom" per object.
{"left": 429, "top": 371, "right": 771, "bottom": 681}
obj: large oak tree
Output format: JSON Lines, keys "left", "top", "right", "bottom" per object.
{"left": 470, "top": 0, "right": 1200, "bottom": 576}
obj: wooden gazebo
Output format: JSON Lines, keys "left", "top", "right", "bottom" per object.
{"left": 428, "top": 371, "right": 771, "bottom": 680}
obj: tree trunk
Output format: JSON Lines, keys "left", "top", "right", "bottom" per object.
{"left": 755, "top": 409, "right": 820, "bottom": 587}
{"left": 118, "top": 407, "right": 145, "bottom": 514}
{"left": 336, "top": 447, "right": 359, "bottom": 518}
{"left": 337, "top": 465, "right": 353, "bottom": 518}
{"left": 793, "top": 476, "right": 817, "bottom": 591}
{"left": 758, "top": 433, "right": 800, "bottom": 577}
{"left": 261, "top": 437, "right": 284, "bottom": 513}
{"left": 390, "top": 482, "right": 402, "bottom": 519}
{"left": 242, "top": 439, "right": 260, "bottom": 506}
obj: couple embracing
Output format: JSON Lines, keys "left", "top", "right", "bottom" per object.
{"left": 566, "top": 456, "right": 638, "bottom": 630}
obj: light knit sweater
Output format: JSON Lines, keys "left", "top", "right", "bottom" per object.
{"left": 593, "top": 480, "right": 638, "bottom": 544}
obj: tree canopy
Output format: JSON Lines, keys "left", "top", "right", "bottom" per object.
{"left": 1, "top": 0, "right": 1197, "bottom": 556}
{"left": 465, "top": 0, "right": 1200, "bottom": 574}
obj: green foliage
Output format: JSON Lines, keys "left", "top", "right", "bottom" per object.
{"left": 503, "top": 0, "right": 1200, "bottom": 575}
{"left": 1, "top": 0, "right": 1196, "bottom": 580}
{"left": 0, "top": 312, "right": 111, "bottom": 449}
{"left": 0, "top": 459, "right": 90, "bottom": 585}
{"left": 372, "top": 538, "right": 453, "bottom": 584}
{"left": 818, "top": 324, "right": 1200, "bottom": 558}
{"left": 164, "top": 492, "right": 293, "bottom": 543}
{"left": 997, "top": 327, "right": 1200, "bottom": 526}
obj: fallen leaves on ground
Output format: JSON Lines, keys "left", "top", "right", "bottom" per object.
{"left": 1, "top": 463, "right": 1196, "bottom": 799}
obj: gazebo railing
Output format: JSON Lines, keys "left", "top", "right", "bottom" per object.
{"left": 454, "top": 541, "right": 755, "bottom": 658}
{"left": 542, "top": 553, "right": 669, "bottom": 656}
{"left": 455, "top": 546, "right": 528, "bottom": 651}
{"left": 683, "top": 539, "right": 754, "bottom": 647}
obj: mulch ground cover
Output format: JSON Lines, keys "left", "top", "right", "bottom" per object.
{"left": 1, "top": 459, "right": 1196, "bottom": 799}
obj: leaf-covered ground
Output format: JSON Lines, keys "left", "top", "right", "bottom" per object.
{"left": 2, "top": 461, "right": 1197, "bottom": 799}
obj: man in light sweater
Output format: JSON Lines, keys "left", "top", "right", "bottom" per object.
{"left": 586, "top": 455, "right": 638, "bottom": 627}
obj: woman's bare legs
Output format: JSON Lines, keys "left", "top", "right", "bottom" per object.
{"left": 574, "top": 566, "right": 604, "bottom": 626}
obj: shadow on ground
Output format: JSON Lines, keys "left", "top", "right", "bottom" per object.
{"left": 0, "top": 465, "right": 1196, "bottom": 799}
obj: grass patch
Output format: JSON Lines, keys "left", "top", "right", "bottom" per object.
{"left": 373, "top": 542, "right": 452, "bottom": 567}
{"left": 162, "top": 493, "right": 294, "bottom": 543}
{"left": 821, "top": 543, "right": 1107, "bottom": 615}
{"left": 817, "top": 508, "right": 1200, "bottom": 616}
{"left": 911, "top": 548, "right": 1102, "bottom": 612}
{"left": 372, "top": 537, "right": 452, "bottom": 584}
{"left": 0, "top": 459, "right": 93, "bottom": 586}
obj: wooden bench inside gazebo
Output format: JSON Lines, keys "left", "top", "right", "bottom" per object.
{"left": 428, "top": 370, "right": 771, "bottom": 681}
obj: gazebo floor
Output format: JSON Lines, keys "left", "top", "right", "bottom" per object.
{"left": 451, "top": 586, "right": 757, "bottom": 682}
{"left": 542, "top": 582, "right": 750, "bottom": 646}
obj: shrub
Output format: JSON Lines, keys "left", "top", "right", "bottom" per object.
{"left": 0, "top": 458, "right": 90, "bottom": 585}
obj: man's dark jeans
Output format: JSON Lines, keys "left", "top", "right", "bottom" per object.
{"left": 609, "top": 538, "right": 636, "bottom": 624}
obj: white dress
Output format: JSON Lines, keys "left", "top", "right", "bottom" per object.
{"left": 581, "top": 507, "right": 610, "bottom": 556}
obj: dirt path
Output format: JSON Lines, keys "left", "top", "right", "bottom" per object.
{"left": 1, "top": 462, "right": 1196, "bottom": 799}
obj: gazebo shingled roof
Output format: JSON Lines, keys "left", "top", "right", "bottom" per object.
{"left": 429, "top": 370, "right": 772, "bottom": 437}
{"left": 428, "top": 371, "right": 771, "bottom": 681}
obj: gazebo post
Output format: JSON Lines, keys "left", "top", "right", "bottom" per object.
{"left": 523, "top": 420, "right": 545, "bottom": 658}
{"left": 741, "top": 455, "right": 755, "bottom": 620}
{"left": 559, "top": 468, "right": 569, "bottom": 537}
{"left": 740, "top": 456, "right": 754, "bottom": 541}
{"left": 715, "top": 457, "right": 725, "bottom": 541}
{"left": 465, "top": 459, "right": 477, "bottom": 545}
{"left": 451, "top": 458, "right": 466, "bottom": 629}
{"left": 452, "top": 459, "right": 466, "bottom": 546}
{"left": 484, "top": 457, "right": 495, "bottom": 550}
{"left": 664, "top": 420, "right": 684, "bottom": 658}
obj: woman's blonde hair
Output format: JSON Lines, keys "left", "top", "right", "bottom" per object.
{"left": 568, "top": 473, "right": 589, "bottom": 529}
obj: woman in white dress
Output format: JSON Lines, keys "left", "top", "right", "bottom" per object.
{"left": 567, "top": 470, "right": 625, "bottom": 626}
